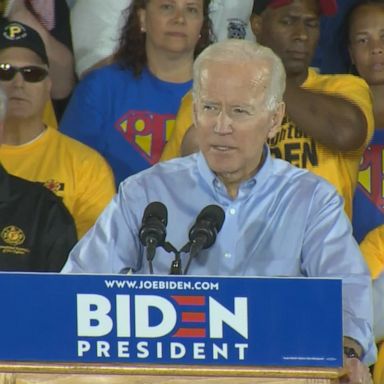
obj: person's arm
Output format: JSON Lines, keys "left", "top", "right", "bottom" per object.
{"left": 8, "top": 0, "right": 75, "bottom": 99}
{"left": 284, "top": 78, "right": 368, "bottom": 151}
{"left": 41, "top": 194, "right": 78, "bottom": 271}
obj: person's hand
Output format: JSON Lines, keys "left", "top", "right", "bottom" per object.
{"left": 340, "top": 357, "right": 373, "bottom": 384}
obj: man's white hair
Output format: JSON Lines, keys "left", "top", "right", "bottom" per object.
{"left": 192, "top": 39, "right": 286, "bottom": 111}
{"left": 0, "top": 86, "right": 6, "bottom": 121}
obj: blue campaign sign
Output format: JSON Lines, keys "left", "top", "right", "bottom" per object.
{"left": 0, "top": 273, "right": 343, "bottom": 367}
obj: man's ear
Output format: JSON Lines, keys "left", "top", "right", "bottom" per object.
{"left": 267, "top": 101, "right": 285, "bottom": 139}
{"left": 250, "top": 14, "right": 262, "bottom": 40}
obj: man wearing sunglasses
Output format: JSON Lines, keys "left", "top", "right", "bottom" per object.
{"left": 0, "top": 84, "right": 77, "bottom": 271}
{"left": 0, "top": 20, "right": 116, "bottom": 239}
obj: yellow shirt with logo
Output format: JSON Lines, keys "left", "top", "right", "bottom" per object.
{"left": 0, "top": 127, "right": 116, "bottom": 238}
{"left": 360, "top": 226, "right": 384, "bottom": 384}
{"left": 161, "top": 69, "right": 374, "bottom": 219}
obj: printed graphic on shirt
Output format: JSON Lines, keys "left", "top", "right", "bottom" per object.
{"left": 268, "top": 116, "right": 319, "bottom": 168}
{"left": 356, "top": 143, "right": 384, "bottom": 214}
{"left": 0, "top": 225, "right": 29, "bottom": 255}
{"left": 43, "top": 179, "right": 65, "bottom": 193}
{"left": 115, "top": 111, "right": 175, "bottom": 164}
{"left": 227, "top": 19, "right": 247, "bottom": 39}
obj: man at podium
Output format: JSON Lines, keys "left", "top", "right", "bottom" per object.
{"left": 62, "top": 39, "right": 375, "bottom": 383}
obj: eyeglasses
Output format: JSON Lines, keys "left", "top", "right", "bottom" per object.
{"left": 0, "top": 63, "right": 48, "bottom": 83}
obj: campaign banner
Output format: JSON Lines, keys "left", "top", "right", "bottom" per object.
{"left": 0, "top": 273, "right": 343, "bottom": 367}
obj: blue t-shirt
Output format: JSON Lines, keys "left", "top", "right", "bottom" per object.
{"left": 60, "top": 64, "right": 192, "bottom": 185}
{"left": 353, "top": 129, "right": 384, "bottom": 242}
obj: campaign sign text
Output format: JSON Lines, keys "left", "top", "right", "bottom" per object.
{"left": 0, "top": 273, "right": 343, "bottom": 367}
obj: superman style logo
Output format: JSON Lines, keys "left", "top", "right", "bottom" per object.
{"left": 357, "top": 143, "right": 384, "bottom": 214}
{"left": 115, "top": 110, "right": 175, "bottom": 164}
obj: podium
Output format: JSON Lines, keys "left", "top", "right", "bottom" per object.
{"left": 0, "top": 273, "right": 346, "bottom": 383}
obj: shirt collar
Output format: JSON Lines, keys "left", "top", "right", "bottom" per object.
{"left": 197, "top": 145, "right": 273, "bottom": 197}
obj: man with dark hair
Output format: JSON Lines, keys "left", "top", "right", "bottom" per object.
{"left": 0, "top": 85, "right": 77, "bottom": 271}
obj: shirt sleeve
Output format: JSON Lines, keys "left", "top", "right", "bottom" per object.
{"left": 301, "top": 184, "right": 376, "bottom": 364}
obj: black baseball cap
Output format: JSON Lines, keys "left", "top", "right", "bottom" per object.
{"left": 0, "top": 20, "right": 49, "bottom": 65}
{"left": 253, "top": 0, "right": 337, "bottom": 16}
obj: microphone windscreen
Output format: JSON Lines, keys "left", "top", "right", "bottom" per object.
{"left": 142, "top": 201, "right": 168, "bottom": 226}
{"left": 196, "top": 204, "right": 225, "bottom": 232}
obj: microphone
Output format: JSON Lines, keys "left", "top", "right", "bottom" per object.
{"left": 184, "top": 204, "right": 225, "bottom": 274}
{"left": 139, "top": 202, "right": 168, "bottom": 273}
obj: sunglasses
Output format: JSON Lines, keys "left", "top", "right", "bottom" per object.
{"left": 0, "top": 63, "right": 48, "bottom": 83}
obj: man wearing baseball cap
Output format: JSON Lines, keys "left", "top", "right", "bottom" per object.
{"left": 0, "top": 20, "right": 116, "bottom": 239}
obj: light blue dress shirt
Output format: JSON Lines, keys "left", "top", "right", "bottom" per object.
{"left": 62, "top": 148, "right": 375, "bottom": 363}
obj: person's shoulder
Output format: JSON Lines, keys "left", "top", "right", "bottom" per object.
{"left": 9, "top": 172, "right": 65, "bottom": 206}
{"left": 121, "top": 155, "right": 198, "bottom": 186}
{"left": 305, "top": 68, "right": 369, "bottom": 89}
{"left": 48, "top": 128, "right": 111, "bottom": 164}
{"left": 272, "top": 157, "right": 338, "bottom": 194}
{"left": 83, "top": 63, "right": 135, "bottom": 83}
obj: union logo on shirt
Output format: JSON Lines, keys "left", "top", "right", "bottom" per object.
{"left": 43, "top": 179, "right": 64, "bottom": 193}
{"left": 1, "top": 225, "right": 25, "bottom": 246}
{"left": 357, "top": 143, "right": 384, "bottom": 214}
{"left": 115, "top": 110, "right": 175, "bottom": 164}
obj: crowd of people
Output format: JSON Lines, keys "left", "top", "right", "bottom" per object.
{"left": 0, "top": 0, "right": 384, "bottom": 383}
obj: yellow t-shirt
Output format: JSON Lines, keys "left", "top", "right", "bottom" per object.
{"left": 0, "top": 127, "right": 116, "bottom": 238}
{"left": 161, "top": 69, "right": 374, "bottom": 219}
{"left": 360, "top": 227, "right": 384, "bottom": 384}
{"left": 360, "top": 225, "right": 384, "bottom": 279}
{"left": 43, "top": 100, "right": 57, "bottom": 129}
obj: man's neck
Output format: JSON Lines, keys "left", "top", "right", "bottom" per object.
{"left": 4, "top": 118, "right": 46, "bottom": 145}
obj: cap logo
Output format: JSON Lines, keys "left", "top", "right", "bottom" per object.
{"left": 3, "top": 23, "right": 27, "bottom": 41}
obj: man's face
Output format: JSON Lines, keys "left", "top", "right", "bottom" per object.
{"left": 0, "top": 47, "right": 51, "bottom": 121}
{"left": 194, "top": 59, "right": 283, "bottom": 187}
{"left": 253, "top": 0, "right": 320, "bottom": 80}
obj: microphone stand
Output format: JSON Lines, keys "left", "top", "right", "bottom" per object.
{"left": 163, "top": 242, "right": 183, "bottom": 275}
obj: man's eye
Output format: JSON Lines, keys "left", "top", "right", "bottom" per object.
{"left": 306, "top": 20, "right": 319, "bottom": 28}
{"left": 280, "top": 17, "right": 293, "bottom": 25}
{"left": 233, "top": 108, "right": 250, "bottom": 115}
{"left": 203, "top": 105, "right": 217, "bottom": 112}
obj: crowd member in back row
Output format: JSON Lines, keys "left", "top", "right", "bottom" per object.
{"left": 0, "top": 20, "right": 115, "bottom": 239}
{"left": 161, "top": 0, "right": 374, "bottom": 220}
{"left": 347, "top": 1, "right": 384, "bottom": 383}
{"left": 60, "top": 0, "right": 213, "bottom": 186}
{"left": 0, "top": 85, "right": 76, "bottom": 271}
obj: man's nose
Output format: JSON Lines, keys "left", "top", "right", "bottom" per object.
{"left": 214, "top": 112, "right": 233, "bottom": 134}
